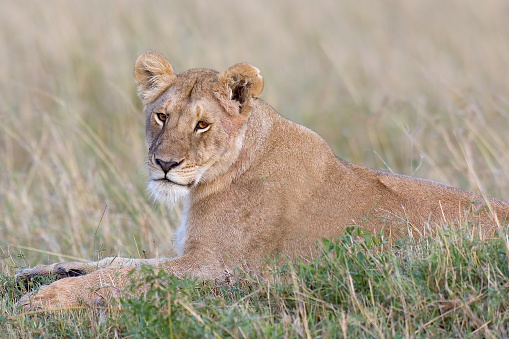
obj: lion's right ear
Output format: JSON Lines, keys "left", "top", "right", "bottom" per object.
{"left": 134, "top": 51, "right": 176, "bottom": 105}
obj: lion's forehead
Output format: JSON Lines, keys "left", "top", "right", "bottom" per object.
{"left": 146, "top": 70, "right": 220, "bottom": 115}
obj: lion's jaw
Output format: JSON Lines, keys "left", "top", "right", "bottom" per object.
{"left": 146, "top": 179, "right": 190, "bottom": 207}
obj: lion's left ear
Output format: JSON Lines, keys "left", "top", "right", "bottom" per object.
{"left": 218, "top": 63, "right": 264, "bottom": 110}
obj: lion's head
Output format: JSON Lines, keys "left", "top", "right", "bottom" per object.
{"left": 134, "top": 51, "right": 264, "bottom": 205}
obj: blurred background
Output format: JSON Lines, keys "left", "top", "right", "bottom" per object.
{"left": 1, "top": 0, "right": 509, "bottom": 270}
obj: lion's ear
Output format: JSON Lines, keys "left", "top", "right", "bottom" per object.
{"left": 134, "top": 51, "right": 176, "bottom": 105}
{"left": 218, "top": 63, "right": 263, "bottom": 109}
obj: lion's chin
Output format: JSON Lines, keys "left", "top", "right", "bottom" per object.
{"left": 147, "top": 180, "right": 190, "bottom": 206}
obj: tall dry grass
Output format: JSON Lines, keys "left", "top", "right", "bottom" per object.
{"left": 1, "top": 0, "right": 509, "bottom": 270}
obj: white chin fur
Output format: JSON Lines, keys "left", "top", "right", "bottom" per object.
{"left": 147, "top": 180, "right": 190, "bottom": 206}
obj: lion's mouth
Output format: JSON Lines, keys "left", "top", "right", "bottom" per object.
{"left": 154, "top": 178, "right": 194, "bottom": 187}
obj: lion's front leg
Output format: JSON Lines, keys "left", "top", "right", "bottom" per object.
{"left": 17, "top": 253, "right": 224, "bottom": 311}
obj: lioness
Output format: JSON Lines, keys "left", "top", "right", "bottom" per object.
{"left": 17, "top": 51, "right": 509, "bottom": 310}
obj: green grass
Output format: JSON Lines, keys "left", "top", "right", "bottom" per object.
{"left": 2, "top": 0, "right": 509, "bottom": 337}
{"left": 3, "top": 226, "right": 509, "bottom": 337}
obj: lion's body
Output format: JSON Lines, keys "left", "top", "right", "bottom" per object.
{"left": 173, "top": 98, "right": 508, "bottom": 277}
{"left": 17, "top": 51, "right": 509, "bottom": 310}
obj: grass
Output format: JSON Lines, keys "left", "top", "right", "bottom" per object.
{"left": 1, "top": 0, "right": 509, "bottom": 337}
{"left": 3, "top": 226, "right": 509, "bottom": 337}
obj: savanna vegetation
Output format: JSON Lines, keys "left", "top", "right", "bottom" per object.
{"left": 1, "top": 0, "right": 509, "bottom": 337}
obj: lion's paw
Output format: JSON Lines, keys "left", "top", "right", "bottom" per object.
{"left": 16, "top": 262, "right": 89, "bottom": 286}
{"left": 17, "top": 268, "right": 125, "bottom": 311}
{"left": 17, "top": 278, "right": 82, "bottom": 311}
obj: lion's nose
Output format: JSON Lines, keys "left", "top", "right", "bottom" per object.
{"left": 155, "top": 158, "right": 182, "bottom": 174}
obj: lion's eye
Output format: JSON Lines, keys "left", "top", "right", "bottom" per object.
{"left": 155, "top": 113, "right": 167, "bottom": 125}
{"left": 195, "top": 120, "right": 210, "bottom": 131}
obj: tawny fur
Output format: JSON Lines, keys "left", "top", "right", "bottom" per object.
{"left": 17, "top": 51, "right": 509, "bottom": 311}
